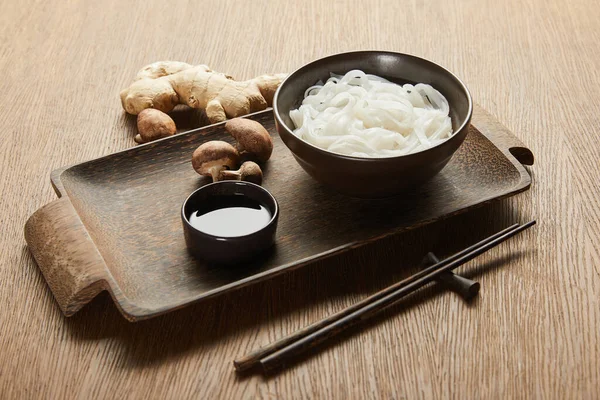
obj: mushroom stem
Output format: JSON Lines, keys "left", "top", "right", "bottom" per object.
{"left": 218, "top": 161, "right": 263, "bottom": 185}
{"left": 219, "top": 170, "right": 241, "bottom": 180}
{"left": 208, "top": 166, "right": 224, "bottom": 182}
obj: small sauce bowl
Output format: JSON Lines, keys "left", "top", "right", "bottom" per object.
{"left": 181, "top": 181, "right": 279, "bottom": 264}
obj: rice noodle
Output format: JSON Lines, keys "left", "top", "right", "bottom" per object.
{"left": 289, "top": 70, "right": 453, "bottom": 158}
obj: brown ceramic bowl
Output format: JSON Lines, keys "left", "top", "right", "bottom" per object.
{"left": 273, "top": 51, "right": 473, "bottom": 198}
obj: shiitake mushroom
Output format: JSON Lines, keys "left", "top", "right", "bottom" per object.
{"left": 192, "top": 119, "right": 271, "bottom": 184}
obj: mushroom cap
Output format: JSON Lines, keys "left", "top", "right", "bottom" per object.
{"left": 192, "top": 141, "right": 240, "bottom": 176}
{"left": 224, "top": 118, "right": 273, "bottom": 162}
{"left": 136, "top": 109, "right": 177, "bottom": 143}
{"left": 239, "top": 161, "right": 263, "bottom": 185}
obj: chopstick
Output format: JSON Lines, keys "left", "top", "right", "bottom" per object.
{"left": 258, "top": 221, "right": 535, "bottom": 372}
{"left": 234, "top": 221, "right": 535, "bottom": 372}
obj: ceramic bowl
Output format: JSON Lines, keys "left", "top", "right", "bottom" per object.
{"left": 273, "top": 51, "right": 473, "bottom": 198}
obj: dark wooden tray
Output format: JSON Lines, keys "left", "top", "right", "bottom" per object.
{"left": 24, "top": 104, "right": 533, "bottom": 321}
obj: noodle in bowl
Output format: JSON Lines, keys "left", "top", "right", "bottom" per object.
{"left": 273, "top": 51, "right": 472, "bottom": 198}
{"left": 289, "top": 70, "right": 453, "bottom": 158}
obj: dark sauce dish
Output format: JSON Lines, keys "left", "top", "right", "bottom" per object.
{"left": 273, "top": 50, "right": 473, "bottom": 198}
{"left": 181, "top": 181, "right": 279, "bottom": 264}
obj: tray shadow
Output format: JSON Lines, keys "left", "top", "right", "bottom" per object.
{"left": 32, "top": 198, "right": 533, "bottom": 370}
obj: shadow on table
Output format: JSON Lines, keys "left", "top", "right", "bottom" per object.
{"left": 27, "top": 198, "right": 534, "bottom": 371}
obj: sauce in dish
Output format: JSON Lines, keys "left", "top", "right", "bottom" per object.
{"left": 188, "top": 194, "right": 272, "bottom": 237}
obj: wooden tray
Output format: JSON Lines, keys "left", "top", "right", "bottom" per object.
{"left": 24, "top": 104, "right": 534, "bottom": 321}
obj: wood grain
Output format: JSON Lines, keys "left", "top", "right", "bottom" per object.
{"left": 1, "top": 0, "right": 599, "bottom": 398}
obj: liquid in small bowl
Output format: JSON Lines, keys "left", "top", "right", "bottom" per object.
{"left": 187, "top": 195, "right": 272, "bottom": 237}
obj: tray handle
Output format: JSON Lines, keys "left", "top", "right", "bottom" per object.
{"left": 473, "top": 104, "right": 534, "bottom": 166}
{"left": 24, "top": 197, "right": 110, "bottom": 316}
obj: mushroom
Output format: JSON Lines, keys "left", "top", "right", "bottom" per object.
{"left": 224, "top": 118, "right": 273, "bottom": 162}
{"left": 192, "top": 141, "right": 239, "bottom": 181}
{"left": 219, "top": 161, "right": 263, "bottom": 185}
{"left": 135, "top": 109, "right": 176, "bottom": 144}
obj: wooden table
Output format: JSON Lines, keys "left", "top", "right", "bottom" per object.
{"left": 1, "top": 0, "right": 599, "bottom": 398}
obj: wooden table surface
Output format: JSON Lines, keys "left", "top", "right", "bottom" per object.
{"left": 1, "top": 0, "right": 599, "bottom": 398}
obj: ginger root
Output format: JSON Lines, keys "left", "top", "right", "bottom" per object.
{"left": 120, "top": 61, "right": 286, "bottom": 124}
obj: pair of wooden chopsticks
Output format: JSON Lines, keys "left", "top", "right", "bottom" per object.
{"left": 234, "top": 221, "right": 536, "bottom": 373}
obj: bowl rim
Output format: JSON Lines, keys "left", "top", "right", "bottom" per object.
{"left": 273, "top": 50, "right": 473, "bottom": 161}
{"left": 181, "top": 180, "right": 279, "bottom": 240}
